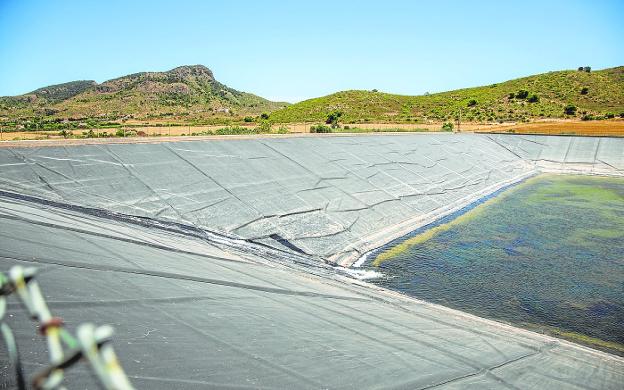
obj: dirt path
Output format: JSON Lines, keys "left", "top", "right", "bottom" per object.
{"left": 0, "top": 131, "right": 451, "bottom": 148}
{"left": 1, "top": 120, "right": 622, "bottom": 147}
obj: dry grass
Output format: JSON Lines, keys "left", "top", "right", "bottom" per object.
{"left": 475, "top": 119, "right": 624, "bottom": 137}
{"left": 3, "top": 120, "right": 623, "bottom": 142}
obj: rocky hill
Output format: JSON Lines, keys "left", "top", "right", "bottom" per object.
{"left": 0, "top": 65, "right": 287, "bottom": 127}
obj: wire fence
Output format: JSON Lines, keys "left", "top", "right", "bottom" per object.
{"left": 0, "top": 265, "right": 134, "bottom": 390}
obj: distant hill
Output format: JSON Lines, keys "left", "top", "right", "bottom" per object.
{"left": 0, "top": 65, "right": 288, "bottom": 126}
{"left": 29, "top": 80, "right": 98, "bottom": 103}
{"left": 2, "top": 66, "right": 623, "bottom": 131}
{"left": 269, "top": 67, "right": 624, "bottom": 123}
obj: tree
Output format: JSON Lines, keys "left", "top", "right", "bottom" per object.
{"left": 260, "top": 112, "right": 270, "bottom": 120}
{"left": 527, "top": 94, "right": 539, "bottom": 103}
{"left": 243, "top": 116, "right": 254, "bottom": 122}
{"left": 325, "top": 111, "right": 343, "bottom": 128}
{"left": 580, "top": 87, "right": 589, "bottom": 95}
{"left": 467, "top": 99, "right": 477, "bottom": 107}
{"left": 564, "top": 104, "right": 577, "bottom": 115}
{"left": 583, "top": 66, "right": 591, "bottom": 73}
{"left": 578, "top": 66, "right": 584, "bottom": 71}
{"left": 516, "top": 90, "right": 529, "bottom": 99}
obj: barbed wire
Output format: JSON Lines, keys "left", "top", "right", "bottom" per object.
{"left": 0, "top": 265, "right": 135, "bottom": 390}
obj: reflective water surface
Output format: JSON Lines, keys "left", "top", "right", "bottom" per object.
{"left": 366, "top": 174, "right": 624, "bottom": 355}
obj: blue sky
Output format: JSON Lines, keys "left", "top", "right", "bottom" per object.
{"left": 0, "top": 0, "right": 622, "bottom": 102}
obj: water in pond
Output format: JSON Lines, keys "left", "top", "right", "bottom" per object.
{"left": 365, "top": 174, "right": 624, "bottom": 355}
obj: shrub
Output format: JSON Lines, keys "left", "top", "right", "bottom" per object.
{"left": 343, "top": 125, "right": 350, "bottom": 130}
{"left": 516, "top": 90, "right": 529, "bottom": 99}
{"left": 527, "top": 94, "right": 539, "bottom": 103}
{"left": 214, "top": 126, "right": 260, "bottom": 135}
{"left": 581, "top": 114, "right": 595, "bottom": 121}
{"left": 310, "top": 124, "right": 332, "bottom": 133}
{"left": 257, "top": 120, "right": 272, "bottom": 133}
{"left": 243, "top": 116, "right": 254, "bottom": 122}
{"left": 584, "top": 66, "right": 591, "bottom": 73}
{"left": 372, "top": 89, "right": 378, "bottom": 92}
{"left": 467, "top": 99, "right": 477, "bottom": 107}
{"left": 260, "top": 112, "right": 270, "bottom": 120}
{"left": 115, "top": 129, "right": 125, "bottom": 137}
{"left": 82, "top": 130, "right": 96, "bottom": 138}
{"left": 605, "top": 112, "right": 615, "bottom": 119}
{"left": 277, "top": 125, "right": 289, "bottom": 134}
{"left": 563, "top": 104, "right": 577, "bottom": 115}
{"left": 441, "top": 122, "right": 454, "bottom": 131}
{"left": 508, "top": 92, "right": 515, "bottom": 99}
{"left": 578, "top": 66, "right": 584, "bottom": 71}
{"left": 580, "top": 87, "right": 589, "bottom": 95}
{"left": 620, "top": 112, "right": 624, "bottom": 118}
{"left": 58, "top": 129, "right": 70, "bottom": 138}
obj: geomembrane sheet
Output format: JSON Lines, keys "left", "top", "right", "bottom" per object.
{"left": 1, "top": 133, "right": 623, "bottom": 389}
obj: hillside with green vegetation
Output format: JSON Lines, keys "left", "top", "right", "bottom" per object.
{"left": 2, "top": 66, "right": 622, "bottom": 133}
{"left": 29, "top": 80, "right": 98, "bottom": 103}
{"left": 269, "top": 66, "right": 624, "bottom": 124}
{"left": 0, "top": 65, "right": 288, "bottom": 130}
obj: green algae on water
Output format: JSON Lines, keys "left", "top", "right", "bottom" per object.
{"left": 374, "top": 174, "right": 540, "bottom": 265}
{"left": 367, "top": 174, "right": 624, "bottom": 355}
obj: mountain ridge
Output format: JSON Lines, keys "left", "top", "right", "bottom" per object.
{"left": 0, "top": 65, "right": 287, "bottom": 124}
{"left": 1, "top": 65, "right": 623, "bottom": 130}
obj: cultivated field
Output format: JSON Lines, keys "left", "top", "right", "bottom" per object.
{"left": 475, "top": 119, "right": 624, "bottom": 137}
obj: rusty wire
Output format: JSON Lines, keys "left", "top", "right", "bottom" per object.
{"left": 0, "top": 265, "right": 135, "bottom": 390}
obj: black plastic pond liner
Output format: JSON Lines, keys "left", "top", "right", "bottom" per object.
{"left": 0, "top": 134, "right": 623, "bottom": 389}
